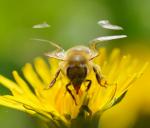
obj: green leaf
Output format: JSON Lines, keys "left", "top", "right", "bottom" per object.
{"left": 70, "top": 105, "right": 102, "bottom": 128}
{"left": 78, "top": 105, "right": 92, "bottom": 117}
{"left": 113, "top": 90, "right": 128, "bottom": 106}
{"left": 90, "top": 110, "right": 102, "bottom": 128}
{"left": 64, "top": 114, "right": 71, "bottom": 121}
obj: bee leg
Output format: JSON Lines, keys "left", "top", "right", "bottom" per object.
{"left": 85, "top": 79, "right": 92, "bottom": 92}
{"left": 66, "top": 82, "right": 77, "bottom": 105}
{"left": 49, "top": 69, "right": 61, "bottom": 88}
{"left": 93, "top": 65, "right": 107, "bottom": 87}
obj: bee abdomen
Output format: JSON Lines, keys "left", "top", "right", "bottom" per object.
{"left": 67, "top": 65, "right": 87, "bottom": 86}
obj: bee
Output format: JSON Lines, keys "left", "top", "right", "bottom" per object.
{"left": 34, "top": 35, "right": 126, "bottom": 105}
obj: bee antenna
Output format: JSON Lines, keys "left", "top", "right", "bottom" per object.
{"left": 31, "top": 38, "right": 64, "bottom": 51}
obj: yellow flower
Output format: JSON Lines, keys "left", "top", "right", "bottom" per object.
{"left": 0, "top": 48, "right": 148, "bottom": 128}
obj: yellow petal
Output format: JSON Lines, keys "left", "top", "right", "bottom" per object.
{"left": 22, "top": 63, "right": 44, "bottom": 96}
{"left": 34, "top": 57, "right": 51, "bottom": 85}
{"left": 0, "top": 75, "right": 22, "bottom": 95}
{"left": 0, "top": 96, "right": 35, "bottom": 115}
{"left": 12, "top": 71, "right": 39, "bottom": 103}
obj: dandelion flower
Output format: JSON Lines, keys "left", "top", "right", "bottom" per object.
{"left": 0, "top": 48, "right": 148, "bottom": 128}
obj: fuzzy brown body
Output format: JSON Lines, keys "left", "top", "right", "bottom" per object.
{"left": 64, "top": 47, "right": 90, "bottom": 95}
{"left": 48, "top": 45, "right": 107, "bottom": 105}
{"left": 66, "top": 63, "right": 87, "bottom": 94}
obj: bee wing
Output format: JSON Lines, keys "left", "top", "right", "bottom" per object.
{"left": 92, "top": 35, "right": 127, "bottom": 42}
{"left": 45, "top": 51, "right": 65, "bottom": 60}
{"left": 31, "top": 38, "right": 65, "bottom": 60}
{"left": 32, "top": 22, "right": 50, "bottom": 28}
{"left": 89, "top": 35, "right": 127, "bottom": 60}
{"left": 98, "top": 20, "right": 123, "bottom": 30}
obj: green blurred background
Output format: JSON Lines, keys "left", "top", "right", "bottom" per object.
{"left": 0, "top": 0, "right": 150, "bottom": 128}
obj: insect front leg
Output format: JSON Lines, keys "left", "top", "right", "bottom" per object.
{"left": 85, "top": 79, "right": 92, "bottom": 92}
{"left": 66, "top": 82, "right": 77, "bottom": 105}
{"left": 49, "top": 69, "right": 61, "bottom": 88}
{"left": 93, "top": 64, "right": 108, "bottom": 87}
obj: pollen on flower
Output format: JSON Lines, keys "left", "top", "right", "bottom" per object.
{"left": 0, "top": 48, "right": 148, "bottom": 127}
